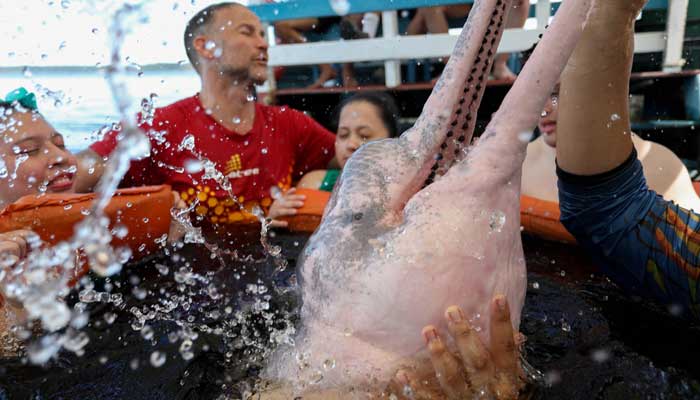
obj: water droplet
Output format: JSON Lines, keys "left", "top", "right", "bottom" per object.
{"left": 489, "top": 211, "right": 506, "bottom": 233}
{"left": 323, "top": 358, "right": 336, "bottom": 370}
{"left": 91, "top": 28, "right": 98, "bottom": 34}
{"left": 156, "top": 263, "right": 169, "bottom": 275}
{"left": 22, "top": 67, "right": 32, "bottom": 78}
{"left": 246, "top": 93, "right": 255, "bottom": 102}
{"left": 104, "top": 312, "right": 117, "bottom": 324}
{"left": 60, "top": 0, "right": 70, "bottom": 9}
{"left": 205, "top": 40, "right": 216, "bottom": 50}
{"left": 183, "top": 159, "right": 203, "bottom": 174}
{"left": 668, "top": 303, "right": 683, "bottom": 316}
{"left": 329, "top": 0, "right": 351, "bottom": 15}
{"left": 179, "top": 135, "right": 196, "bottom": 151}
{"left": 561, "top": 320, "right": 571, "bottom": 332}
{"left": 112, "top": 224, "right": 128, "bottom": 239}
{"left": 610, "top": 113, "right": 621, "bottom": 121}
{"left": 261, "top": 148, "right": 268, "bottom": 155}
{"left": 150, "top": 351, "right": 166, "bottom": 367}
{"left": 532, "top": 282, "right": 540, "bottom": 289}
{"left": 518, "top": 131, "right": 533, "bottom": 142}
{"left": 591, "top": 348, "right": 610, "bottom": 363}
{"left": 141, "top": 325, "right": 154, "bottom": 340}
{"left": 232, "top": 117, "right": 241, "bottom": 124}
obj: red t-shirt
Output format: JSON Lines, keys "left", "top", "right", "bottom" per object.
{"left": 90, "top": 95, "right": 335, "bottom": 225}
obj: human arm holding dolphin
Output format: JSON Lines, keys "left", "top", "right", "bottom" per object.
{"left": 556, "top": 0, "right": 700, "bottom": 318}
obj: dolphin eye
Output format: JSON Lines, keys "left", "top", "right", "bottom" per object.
{"left": 353, "top": 213, "right": 363, "bottom": 221}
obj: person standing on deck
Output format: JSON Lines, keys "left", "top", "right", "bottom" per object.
{"left": 75, "top": 2, "right": 335, "bottom": 227}
{"left": 556, "top": 0, "right": 700, "bottom": 319}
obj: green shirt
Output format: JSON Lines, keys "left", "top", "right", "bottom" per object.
{"left": 319, "top": 169, "right": 340, "bottom": 192}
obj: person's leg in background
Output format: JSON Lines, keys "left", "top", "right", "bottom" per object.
{"left": 275, "top": 18, "right": 338, "bottom": 88}
{"left": 492, "top": 0, "right": 529, "bottom": 80}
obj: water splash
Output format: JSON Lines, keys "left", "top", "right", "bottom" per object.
{"left": 177, "top": 136, "right": 288, "bottom": 272}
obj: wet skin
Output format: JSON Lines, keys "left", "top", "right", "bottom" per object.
{"left": 0, "top": 111, "right": 77, "bottom": 209}
{"left": 268, "top": 0, "right": 593, "bottom": 389}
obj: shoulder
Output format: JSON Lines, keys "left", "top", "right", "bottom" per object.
{"left": 638, "top": 138, "right": 686, "bottom": 171}
{"left": 523, "top": 137, "right": 547, "bottom": 166}
{"left": 297, "top": 170, "right": 328, "bottom": 189}
{"left": 142, "top": 95, "right": 199, "bottom": 129}
{"left": 258, "top": 103, "right": 310, "bottom": 122}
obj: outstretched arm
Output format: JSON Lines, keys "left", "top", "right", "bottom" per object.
{"left": 556, "top": 1, "right": 645, "bottom": 174}
{"left": 556, "top": 0, "right": 700, "bottom": 319}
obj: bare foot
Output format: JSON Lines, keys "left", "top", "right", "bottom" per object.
{"left": 491, "top": 62, "right": 517, "bottom": 81}
{"left": 308, "top": 66, "right": 338, "bottom": 89}
{"left": 343, "top": 76, "right": 359, "bottom": 88}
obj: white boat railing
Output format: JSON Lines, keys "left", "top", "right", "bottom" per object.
{"left": 249, "top": 0, "right": 688, "bottom": 88}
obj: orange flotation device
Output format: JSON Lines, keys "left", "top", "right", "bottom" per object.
{"left": 282, "top": 188, "right": 578, "bottom": 244}
{"left": 0, "top": 185, "right": 173, "bottom": 308}
{"left": 519, "top": 195, "right": 576, "bottom": 244}
{"left": 280, "top": 188, "right": 331, "bottom": 233}
{"left": 0, "top": 185, "right": 173, "bottom": 275}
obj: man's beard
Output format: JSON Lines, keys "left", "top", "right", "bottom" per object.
{"left": 219, "top": 65, "right": 267, "bottom": 86}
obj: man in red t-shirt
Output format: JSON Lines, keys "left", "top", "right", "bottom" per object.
{"left": 76, "top": 2, "right": 335, "bottom": 226}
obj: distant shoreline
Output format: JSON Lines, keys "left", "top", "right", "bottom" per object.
{"left": 0, "top": 63, "right": 195, "bottom": 75}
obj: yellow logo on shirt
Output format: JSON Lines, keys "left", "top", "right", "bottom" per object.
{"left": 225, "top": 154, "right": 242, "bottom": 175}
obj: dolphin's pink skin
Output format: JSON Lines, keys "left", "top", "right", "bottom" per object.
{"left": 267, "top": 0, "right": 591, "bottom": 390}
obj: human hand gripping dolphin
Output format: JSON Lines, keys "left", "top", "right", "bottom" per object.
{"left": 265, "top": 0, "right": 592, "bottom": 394}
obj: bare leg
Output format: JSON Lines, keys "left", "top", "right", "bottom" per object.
{"left": 406, "top": 8, "right": 429, "bottom": 35}
{"left": 274, "top": 18, "right": 319, "bottom": 43}
{"left": 492, "top": 0, "right": 529, "bottom": 80}
{"left": 275, "top": 18, "right": 337, "bottom": 88}
{"left": 407, "top": 5, "right": 472, "bottom": 84}
{"left": 342, "top": 63, "right": 358, "bottom": 87}
{"left": 309, "top": 64, "right": 338, "bottom": 89}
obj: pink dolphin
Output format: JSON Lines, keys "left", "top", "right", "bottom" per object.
{"left": 267, "top": 0, "right": 592, "bottom": 390}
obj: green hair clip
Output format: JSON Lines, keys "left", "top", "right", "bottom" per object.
{"left": 4, "top": 87, "right": 37, "bottom": 111}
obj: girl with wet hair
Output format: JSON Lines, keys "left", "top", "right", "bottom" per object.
{"left": 267, "top": 92, "right": 400, "bottom": 226}
{"left": 0, "top": 89, "right": 187, "bottom": 353}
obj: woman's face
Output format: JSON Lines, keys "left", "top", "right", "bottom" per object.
{"left": 0, "top": 110, "right": 77, "bottom": 207}
{"left": 335, "top": 101, "right": 392, "bottom": 169}
{"left": 538, "top": 87, "right": 559, "bottom": 148}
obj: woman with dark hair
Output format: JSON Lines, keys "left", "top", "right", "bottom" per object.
{"left": 267, "top": 92, "right": 400, "bottom": 225}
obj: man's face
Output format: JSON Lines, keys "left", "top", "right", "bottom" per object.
{"left": 204, "top": 6, "right": 269, "bottom": 85}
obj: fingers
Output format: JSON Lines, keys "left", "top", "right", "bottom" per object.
{"left": 0, "top": 230, "right": 33, "bottom": 261}
{"left": 171, "top": 191, "right": 187, "bottom": 210}
{"left": 423, "top": 325, "right": 470, "bottom": 399}
{"left": 268, "top": 219, "right": 289, "bottom": 228}
{"left": 445, "top": 306, "right": 492, "bottom": 390}
{"left": 489, "top": 296, "right": 517, "bottom": 373}
{"left": 277, "top": 195, "right": 306, "bottom": 208}
{"left": 270, "top": 207, "right": 300, "bottom": 218}
{"left": 489, "top": 295, "right": 520, "bottom": 400}
{"left": 0, "top": 242, "right": 21, "bottom": 267}
{"left": 388, "top": 369, "right": 447, "bottom": 400}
